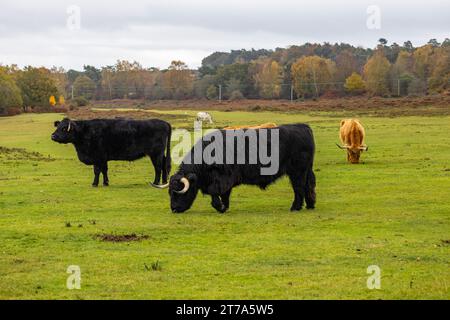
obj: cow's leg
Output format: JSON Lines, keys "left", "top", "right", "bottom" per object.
{"left": 161, "top": 155, "right": 168, "bottom": 184}
{"left": 211, "top": 194, "right": 227, "bottom": 213}
{"left": 101, "top": 162, "right": 109, "bottom": 186}
{"left": 92, "top": 165, "right": 101, "bottom": 187}
{"left": 149, "top": 154, "right": 163, "bottom": 185}
{"left": 220, "top": 189, "right": 232, "bottom": 210}
{"left": 304, "top": 168, "right": 316, "bottom": 209}
{"left": 288, "top": 171, "right": 307, "bottom": 211}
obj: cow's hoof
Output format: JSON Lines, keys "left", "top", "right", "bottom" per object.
{"left": 306, "top": 206, "right": 315, "bottom": 210}
{"left": 92, "top": 184, "right": 99, "bottom": 188}
{"left": 103, "top": 183, "right": 109, "bottom": 187}
{"left": 290, "top": 206, "right": 302, "bottom": 212}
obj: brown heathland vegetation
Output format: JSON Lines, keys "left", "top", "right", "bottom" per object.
{"left": 84, "top": 94, "right": 450, "bottom": 118}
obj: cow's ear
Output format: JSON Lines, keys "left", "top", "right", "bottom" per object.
{"left": 54, "top": 121, "right": 60, "bottom": 127}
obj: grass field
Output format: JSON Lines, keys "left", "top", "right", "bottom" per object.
{"left": 0, "top": 109, "right": 449, "bottom": 299}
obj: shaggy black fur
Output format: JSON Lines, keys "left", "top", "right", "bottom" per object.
{"left": 51, "top": 118, "right": 171, "bottom": 187}
{"left": 169, "top": 124, "right": 316, "bottom": 213}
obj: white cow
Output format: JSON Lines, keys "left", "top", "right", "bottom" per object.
{"left": 196, "top": 112, "right": 213, "bottom": 124}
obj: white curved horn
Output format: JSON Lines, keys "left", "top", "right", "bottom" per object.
{"left": 336, "top": 143, "right": 349, "bottom": 149}
{"left": 67, "top": 122, "right": 71, "bottom": 132}
{"left": 150, "top": 182, "right": 169, "bottom": 189}
{"left": 175, "top": 177, "right": 190, "bottom": 194}
{"left": 359, "top": 145, "right": 369, "bottom": 151}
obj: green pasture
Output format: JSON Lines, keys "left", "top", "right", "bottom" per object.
{"left": 0, "top": 110, "right": 449, "bottom": 299}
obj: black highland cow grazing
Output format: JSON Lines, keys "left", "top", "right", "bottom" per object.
{"left": 169, "top": 124, "right": 316, "bottom": 213}
{"left": 51, "top": 118, "right": 171, "bottom": 187}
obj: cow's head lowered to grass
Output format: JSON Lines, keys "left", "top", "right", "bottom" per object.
{"left": 336, "top": 119, "right": 368, "bottom": 164}
{"left": 51, "top": 118, "right": 77, "bottom": 144}
{"left": 169, "top": 173, "right": 199, "bottom": 213}
{"left": 336, "top": 144, "right": 368, "bottom": 163}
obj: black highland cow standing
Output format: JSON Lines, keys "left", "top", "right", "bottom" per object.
{"left": 51, "top": 118, "right": 171, "bottom": 187}
{"left": 169, "top": 124, "right": 316, "bottom": 213}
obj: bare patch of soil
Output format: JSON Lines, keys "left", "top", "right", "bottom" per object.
{"left": 94, "top": 233, "right": 150, "bottom": 242}
{"left": 0, "top": 146, "right": 55, "bottom": 161}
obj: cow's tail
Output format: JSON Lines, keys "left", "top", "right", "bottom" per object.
{"left": 163, "top": 123, "right": 172, "bottom": 181}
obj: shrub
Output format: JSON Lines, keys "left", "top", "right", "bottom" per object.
{"left": 408, "top": 78, "right": 427, "bottom": 96}
{"left": 8, "top": 107, "right": 22, "bottom": 116}
{"left": 70, "top": 96, "right": 89, "bottom": 107}
{"left": 49, "top": 95, "right": 56, "bottom": 107}
{"left": 0, "top": 107, "right": 22, "bottom": 117}
{"left": 322, "top": 89, "right": 343, "bottom": 99}
{"left": 229, "top": 90, "right": 244, "bottom": 101}
{"left": 53, "top": 106, "right": 69, "bottom": 113}
{"left": 206, "top": 85, "right": 217, "bottom": 100}
{"left": 344, "top": 72, "right": 366, "bottom": 95}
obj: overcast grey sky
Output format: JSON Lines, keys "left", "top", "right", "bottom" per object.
{"left": 0, "top": 0, "right": 448, "bottom": 70}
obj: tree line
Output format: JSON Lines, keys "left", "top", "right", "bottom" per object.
{"left": 0, "top": 38, "right": 449, "bottom": 114}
